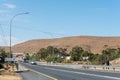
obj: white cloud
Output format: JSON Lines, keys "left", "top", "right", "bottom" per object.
{"left": 3, "top": 3, "right": 16, "bottom": 9}
{"left": 0, "top": 35, "right": 24, "bottom": 46}
{"left": 10, "top": 37, "right": 23, "bottom": 46}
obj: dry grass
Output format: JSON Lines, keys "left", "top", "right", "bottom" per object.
{"left": 0, "top": 75, "right": 21, "bottom": 80}
{"left": 2, "top": 36, "right": 120, "bottom": 54}
{"left": 0, "top": 71, "right": 21, "bottom": 80}
{"left": 110, "top": 58, "right": 120, "bottom": 65}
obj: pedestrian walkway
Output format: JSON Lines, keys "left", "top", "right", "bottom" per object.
{"left": 15, "top": 63, "right": 29, "bottom": 72}
{"left": 18, "top": 63, "right": 52, "bottom": 80}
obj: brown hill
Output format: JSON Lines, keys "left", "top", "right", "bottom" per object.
{"left": 110, "top": 58, "right": 120, "bottom": 65}
{"left": 8, "top": 36, "right": 120, "bottom": 54}
{"left": 0, "top": 46, "right": 9, "bottom": 52}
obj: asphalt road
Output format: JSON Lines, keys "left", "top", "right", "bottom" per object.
{"left": 22, "top": 63, "right": 120, "bottom": 80}
{"left": 20, "top": 71, "right": 51, "bottom": 80}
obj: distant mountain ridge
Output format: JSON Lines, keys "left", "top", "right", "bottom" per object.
{"left": 1, "top": 36, "right": 120, "bottom": 54}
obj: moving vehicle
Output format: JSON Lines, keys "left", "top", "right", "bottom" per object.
{"left": 30, "top": 61, "right": 37, "bottom": 65}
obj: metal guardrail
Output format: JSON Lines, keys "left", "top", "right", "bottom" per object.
{"left": 36, "top": 61, "right": 120, "bottom": 72}
{"left": 82, "top": 65, "right": 120, "bottom": 72}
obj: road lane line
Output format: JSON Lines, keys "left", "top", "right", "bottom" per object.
{"left": 27, "top": 68, "right": 58, "bottom": 80}
{"left": 44, "top": 67, "right": 120, "bottom": 80}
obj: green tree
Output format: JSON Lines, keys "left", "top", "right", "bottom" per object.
{"left": 24, "top": 53, "right": 30, "bottom": 60}
{"left": 102, "top": 48, "right": 119, "bottom": 61}
{"left": 0, "top": 48, "right": 9, "bottom": 63}
{"left": 54, "top": 56, "right": 63, "bottom": 63}
{"left": 46, "top": 46, "right": 54, "bottom": 56}
{"left": 89, "top": 54, "right": 99, "bottom": 64}
{"left": 46, "top": 56, "right": 54, "bottom": 62}
{"left": 35, "top": 52, "right": 40, "bottom": 61}
{"left": 37, "top": 48, "right": 47, "bottom": 60}
{"left": 81, "top": 51, "right": 92, "bottom": 60}
{"left": 46, "top": 56, "right": 63, "bottom": 63}
{"left": 98, "top": 55, "right": 106, "bottom": 64}
{"left": 58, "top": 48, "right": 68, "bottom": 58}
{"left": 81, "top": 51, "right": 90, "bottom": 57}
{"left": 70, "top": 46, "right": 84, "bottom": 61}
{"left": 101, "top": 48, "right": 120, "bottom": 65}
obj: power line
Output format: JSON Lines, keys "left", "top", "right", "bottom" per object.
{"left": 1, "top": 23, "right": 69, "bottom": 37}
{"left": 11, "top": 25, "right": 67, "bottom": 38}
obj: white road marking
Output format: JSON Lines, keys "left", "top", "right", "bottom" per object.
{"left": 43, "top": 67, "right": 120, "bottom": 80}
{"left": 28, "top": 68, "right": 58, "bottom": 80}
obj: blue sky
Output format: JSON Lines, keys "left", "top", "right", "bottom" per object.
{"left": 0, "top": 0, "right": 120, "bottom": 46}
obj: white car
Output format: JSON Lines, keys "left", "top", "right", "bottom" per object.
{"left": 30, "top": 61, "right": 37, "bottom": 65}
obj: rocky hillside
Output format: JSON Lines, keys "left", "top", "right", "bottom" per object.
{"left": 1, "top": 36, "right": 120, "bottom": 54}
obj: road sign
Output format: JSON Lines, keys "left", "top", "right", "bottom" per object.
{"left": 5, "top": 58, "right": 15, "bottom": 62}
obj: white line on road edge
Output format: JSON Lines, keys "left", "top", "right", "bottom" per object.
{"left": 44, "top": 67, "right": 120, "bottom": 80}
{"left": 28, "top": 68, "right": 58, "bottom": 80}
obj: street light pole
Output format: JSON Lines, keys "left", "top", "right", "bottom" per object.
{"left": 9, "top": 12, "right": 29, "bottom": 58}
